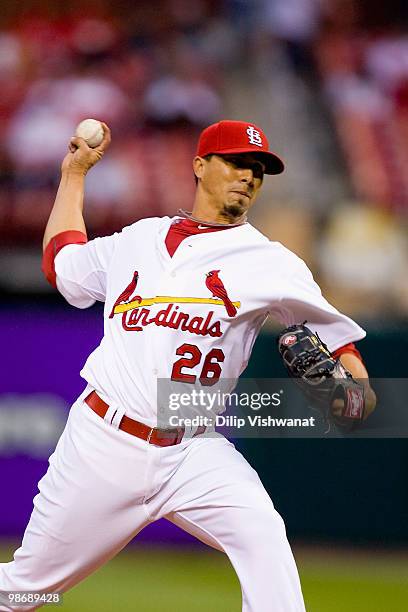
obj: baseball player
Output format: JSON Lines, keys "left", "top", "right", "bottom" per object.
{"left": 0, "top": 120, "right": 376, "bottom": 611}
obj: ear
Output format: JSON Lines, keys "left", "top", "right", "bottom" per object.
{"left": 193, "top": 156, "right": 206, "bottom": 181}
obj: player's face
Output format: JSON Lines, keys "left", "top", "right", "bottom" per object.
{"left": 195, "top": 153, "right": 265, "bottom": 217}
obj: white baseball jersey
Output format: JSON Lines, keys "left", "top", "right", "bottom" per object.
{"left": 2, "top": 214, "right": 362, "bottom": 612}
{"left": 54, "top": 215, "right": 365, "bottom": 425}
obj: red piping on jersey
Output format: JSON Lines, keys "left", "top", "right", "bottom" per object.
{"left": 332, "top": 343, "right": 364, "bottom": 364}
{"left": 165, "top": 218, "right": 232, "bottom": 257}
{"left": 42, "top": 230, "right": 88, "bottom": 288}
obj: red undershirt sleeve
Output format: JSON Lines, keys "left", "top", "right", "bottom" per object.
{"left": 332, "top": 342, "right": 364, "bottom": 364}
{"left": 42, "top": 230, "right": 88, "bottom": 288}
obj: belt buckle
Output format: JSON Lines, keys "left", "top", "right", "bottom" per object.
{"left": 147, "top": 426, "right": 185, "bottom": 446}
{"left": 158, "top": 426, "right": 184, "bottom": 446}
{"left": 157, "top": 426, "right": 184, "bottom": 445}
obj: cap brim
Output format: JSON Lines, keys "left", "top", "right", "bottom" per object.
{"left": 214, "top": 148, "right": 285, "bottom": 175}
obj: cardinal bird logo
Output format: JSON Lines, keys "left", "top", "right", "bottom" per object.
{"left": 205, "top": 270, "right": 237, "bottom": 317}
{"left": 109, "top": 271, "right": 142, "bottom": 318}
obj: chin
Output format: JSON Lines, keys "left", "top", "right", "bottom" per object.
{"left": 223, "top": 201, "right": 247, "bottom": 218}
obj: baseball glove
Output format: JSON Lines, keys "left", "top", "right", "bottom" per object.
{"left": 277, "top": 323, "right": 365, "bottom": 432}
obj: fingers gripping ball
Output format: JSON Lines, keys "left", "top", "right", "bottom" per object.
{"left": 277, "top": 323, "right": 366, "bottom": 432}
{"left": 75, "top": 119, "right": 104, "bottom": 148}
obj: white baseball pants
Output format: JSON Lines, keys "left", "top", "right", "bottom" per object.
{"left": 0, "top": 387, "right": 306, "bottom": 611}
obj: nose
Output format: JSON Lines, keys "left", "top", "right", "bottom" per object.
{"left": 238, "top": 168, "right": 254, "bottom": 187}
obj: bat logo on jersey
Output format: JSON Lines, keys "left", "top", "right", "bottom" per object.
{"left": 205, "top": 270, "right": 237, "bottom": 317}
{"left": 110, "top": 270, "right": 240, "bottom": 337}
{"left": 109, "top": 271, "right": 141, "bottom": 319}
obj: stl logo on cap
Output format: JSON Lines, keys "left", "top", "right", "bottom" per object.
{"left": 246, "top": 126, "right": 263, "bottom": 147}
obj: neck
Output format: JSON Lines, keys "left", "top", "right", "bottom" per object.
{"left": 178, "top": 209, "right": 247, "bottom": 227}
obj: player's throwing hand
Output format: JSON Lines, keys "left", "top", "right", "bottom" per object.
{"left": 61, "top": 122, "right": 111, "bottom": 176}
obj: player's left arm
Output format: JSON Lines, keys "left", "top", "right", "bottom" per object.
{"left": 272, "top": 251, "right": 377, "bottom": 419}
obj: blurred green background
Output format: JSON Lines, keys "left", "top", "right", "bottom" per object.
{"left": 2, "top": 543, "right": 408, "bottom": 611}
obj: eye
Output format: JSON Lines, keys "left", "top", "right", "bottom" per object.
{"left": 224, "top": 156, "right": 264, "bottom": 177}
{"left": 253, "top": 163, "right": 265, "bottom": 179}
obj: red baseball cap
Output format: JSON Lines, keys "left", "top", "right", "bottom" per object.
{"left": 196, "top": 120, "right": 285, "bottom": 175}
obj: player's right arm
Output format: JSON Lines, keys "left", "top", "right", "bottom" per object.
{"left": 42, "top": 124, "right": 115, "bottom": 307}
{"left": 43, "top": 123, "right": 111, "bottom": 249}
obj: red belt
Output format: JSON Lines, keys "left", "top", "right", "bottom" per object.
{"left": 85, "top": 390, "right": 205, "bottom": 447}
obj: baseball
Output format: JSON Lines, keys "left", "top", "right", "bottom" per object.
{"left": 75, "top": 118, "right": 104, "bottom": 148}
